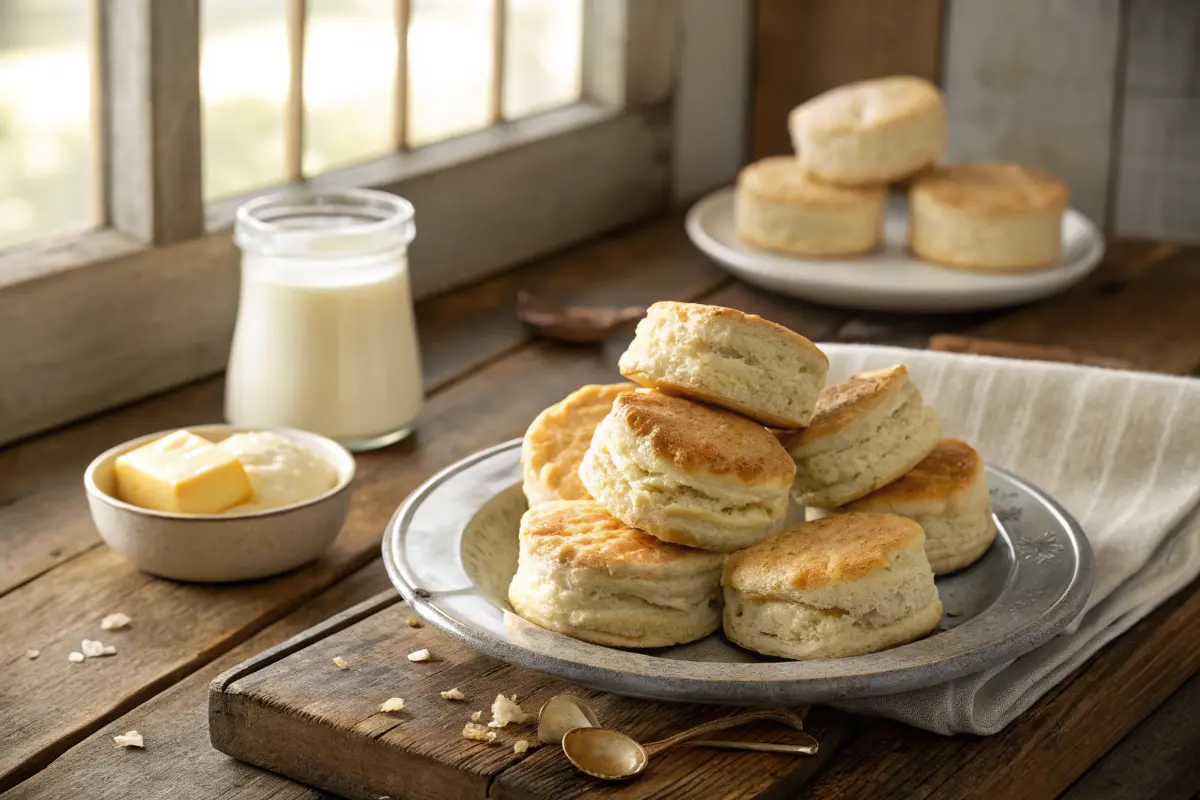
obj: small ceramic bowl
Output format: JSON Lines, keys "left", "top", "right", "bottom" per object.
{"left": 84, "top": 424, "right": 355, "bottom": 583}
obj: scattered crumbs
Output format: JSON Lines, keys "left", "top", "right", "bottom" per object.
{"left": 471, "top": 710, "right": 482, "bottom": 723}
{"left": 947, "top": 610, "right": 963, "bottom": 618}
{"left": 333, "top": 656, "right": 350, "bottom": 670}
{"left": 81, "top": 639, "right": 104, "bottom": 658}
{"left": 101, "top": 613, "right": 132, "bottom": 631}
{"left": 405, "top": 615, "right": 423, "bottom": 629}
{"left": 68, "top": 652, "right": 85, "bottom": 663}
{"left": 113, "top": 731, "right": 144, "bottom": 749}
{"left": 25, "top": 649, "right": 39, "bottom": 660}
{"left": 488, "top": 694, "right": 530, "bottom": 728}
{"left": 379, "top": 697, "right": 406, "bottom": 713}
{"left": 100, "top": 645, "right": 117, "bottom": 656}
{"left": 513, "top": 739, "right": 529, "bottom": 756}
{"left": 440, "top": 688, "right": 465, "bottom": 701}
{"left": 462, "top": 723, "right": 497, "bottom": 744}
{"left": 407, "top": 649, "right": 431, "bottom": 662}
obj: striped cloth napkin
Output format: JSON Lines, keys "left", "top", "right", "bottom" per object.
{"left": 818, "top": 344, "right": 1200, "bottom": 735}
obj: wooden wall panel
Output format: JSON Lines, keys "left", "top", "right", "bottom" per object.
{"left": 940, "top": 0, "right": 1123, "bottom": 225}
{"left": 751, "top": 0, "right": 943, "bottom": 159}
{"left": 1114, "top": 0, "right": 1200, "bottom": 242}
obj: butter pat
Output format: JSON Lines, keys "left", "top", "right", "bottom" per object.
{"left": 115, "top": 430, "right": 253, "bottom": 514}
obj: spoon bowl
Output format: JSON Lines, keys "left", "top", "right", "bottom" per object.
{"left": 562, "top": 727, "right": 649, "bottom": 780}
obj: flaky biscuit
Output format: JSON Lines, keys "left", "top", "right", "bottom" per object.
{"left": 735, "top": 157, "right": 886, "bottom": 257}
{"left": 521, "top": 383, "right": 637, "bottom": 506}
{"left": 507, "top": 501, "right": 724, "bottom": 647}
{"left": 722, "top": 513, "right": 942, "bottom": 659}
{"left": 619, "top": 301, "right": 829, "bottom": 428}
{"left": 909, "top": 163, "right": 1068, "bottom": 271}
{"left": 789, "top": 76, "right": 945, "bottom": 186}
{"left": 780, "top": 365, "right": 942, "bottom": 507}
{"left": 579, "top": 391, "right": 795, "bottom": 552}
{"left": 807, "top": 438, "right": 996, "bottom": 574}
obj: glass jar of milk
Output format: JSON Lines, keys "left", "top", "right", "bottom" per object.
{"left": 226, "top": 189, "right": 423, "bottom": 452}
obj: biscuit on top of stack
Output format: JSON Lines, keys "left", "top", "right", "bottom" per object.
{"left": 510, "top": 301, "right": 996, "bottom": 659}
{"left": 736, "top": 75, "right": 1069, "bottom": 271}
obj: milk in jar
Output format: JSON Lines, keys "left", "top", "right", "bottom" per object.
{"left": 225, "top": 190, "right": 422, "bottom": 451}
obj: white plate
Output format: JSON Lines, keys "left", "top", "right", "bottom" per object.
{"left": 685, "top": 188, "right": 1105, "bottom": 313}
{"left": 383, "top": 440, "right": 1093, "bottom": 705}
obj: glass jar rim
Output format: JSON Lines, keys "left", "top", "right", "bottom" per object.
{"left": 234, "top": 188, "right": 415, "bottom": 257}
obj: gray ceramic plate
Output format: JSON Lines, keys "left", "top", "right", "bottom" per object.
{"left": 383, "top": 440, "right": 1093, "bottom": 704}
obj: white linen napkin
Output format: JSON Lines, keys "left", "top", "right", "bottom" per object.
{"left": 817, "top": 344, "right": 1200, "bottom": 735}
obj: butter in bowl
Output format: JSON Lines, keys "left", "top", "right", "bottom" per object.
{"left": 84, "top": 424, "right": 355, "bottom": 582}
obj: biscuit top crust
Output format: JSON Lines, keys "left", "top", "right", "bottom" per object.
{"left": 642, "top": 301, "right": 829, "bottom": 365}
{"left": 722, "top": 512, "right": 925, "bottom": 593}
{"left": 911, "top": 163, "right": 1069, "bottom": 215}
{"left": 523, "top": 383, "right": 637, "bottom": 500}
{"left": 790, "top": 76, "right": 942, "bottom": 135}
{"left": 852, "top": 438, "right": 984, "bottom": 506}
{"left": 519, "top": 501, "right": 724, "bottom": 571}
{"left": 782, "top": 365, "right": 910, "bottom": 447}
{"left": 736, "top": 157, "right": 886, "bottom": 206}
{"left": 612, "top": 391, "right": 795, "bottom": 485}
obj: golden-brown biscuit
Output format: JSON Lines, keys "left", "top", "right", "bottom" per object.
{"left": 521, "top": 383, "right": 637, "bottom": 506}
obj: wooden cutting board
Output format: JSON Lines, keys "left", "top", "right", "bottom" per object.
{"left": 208, "top": 591, "right": 847, "bottom": 800}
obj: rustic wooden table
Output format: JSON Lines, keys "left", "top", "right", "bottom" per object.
{"left": 4, "top": 214, "right": 1199, "bottom": 800}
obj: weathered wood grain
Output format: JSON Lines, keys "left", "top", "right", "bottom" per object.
{"left": 802, "top": 580, "right": 1200, "bottom": 800}
{"left": 1113, "top": 0, "right": 1200, "bottom": 242}
{"left": 941, "top": 0, "right": 1123, "bottom": 225}
{"left": 211, "top": 601, "right": 854, "bottom": 800}
{"left": 7, "top": 563, "right": 393, "bottom": 800}
{"left": 964, "top": 243, "right": 1200, "bottom": 373}
{"left": 1060, "top": 671, "right": 1200, "bottom": 800}
{"left": 102, "top": 0, "right": 205, "bottom": 244}
{"left": 751, "top": 0, "right": 943, "bottom": 159}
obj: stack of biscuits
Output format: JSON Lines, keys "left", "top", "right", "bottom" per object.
{"left": 735, "top": 75, "right": 1069, "bottom": 272}
{"left": 510, "top": 301, "right": 998, "bottom": 660}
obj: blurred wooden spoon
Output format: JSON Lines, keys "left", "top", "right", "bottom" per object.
{"left": 517, "top": 291, "right": 645, "bottom": 344}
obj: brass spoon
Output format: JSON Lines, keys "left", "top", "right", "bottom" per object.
{"left": 561, "top": 708, "right": 819, "bottom": 781}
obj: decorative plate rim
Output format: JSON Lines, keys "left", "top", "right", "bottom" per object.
{"left": 383, "top": 439, "right": 1094, "bottom": 703}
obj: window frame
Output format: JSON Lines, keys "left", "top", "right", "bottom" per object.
{"left": 0, "top": 0, "right": 683, "bottom": 444}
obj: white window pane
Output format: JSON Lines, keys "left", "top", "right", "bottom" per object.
{"left": 0, "top": 0, "right": 97, "bottom": 248}
{"left": 304, "top": 0, "right": 396, "bottom": 175}
{"left": 407, "top": 0, "right": 492, "bottom": 147}
{"left": 503, "top": 0, "right": 582, "bottom": 120}
{"left": 201, "top": 0, "right": 288, "bottom": 200}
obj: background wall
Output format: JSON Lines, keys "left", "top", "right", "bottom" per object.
{"left": 751, "top": 0, "right": 1200, "bottom": 243}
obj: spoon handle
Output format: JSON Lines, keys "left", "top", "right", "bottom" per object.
{"left": 642, "top": 708, "right": 808, "bottom": 758}
{"left": 687, "top": 739, "right": 819, "bottom": 756}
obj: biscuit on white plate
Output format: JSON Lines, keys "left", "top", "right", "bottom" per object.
{"left": 507, "top": 501, "right": 724, "bottom": 648}
{"left": 789, "top": 76, "right": 945, "bottom": 186}
{"left": 722, "top": 513, "right": 943, "bottom": 659}
{"left": 734, "top": 157, "right": 886, "bottom": 257}
{"left": 807, "top": 438, "right": 995, "bottom": 574}
{"left": 521, "top": 383, "right": 638, "bottom": 506}
{"left": 909, "top": 162, "right": 1068, "bottom": 271}
{"left": 579, "top": 391, "right": 795, "bottom": 552}
{"left": 781, "top": 365, "right": 941, "bottom": 508}
{"left": 619, "top": 301, "right": 829, "bottom": 428}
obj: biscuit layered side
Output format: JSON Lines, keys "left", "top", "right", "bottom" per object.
{"left": 807, "top": 438, "right": 996, "bottom": 574}
{"left": 507, "top": 501, "right": 724, "bottom": 648}
{"left": 722, "top": 513, "right": 943, "bottom": 659}
{"left": 619, "top": 301, "right": 830, "bottom": 428}
{"left": 789, "top": 76, "right": 945, "bottom": 186}
{"left": 521, "top": 382, "right": 637, "bottom": 507}
{"left": 784, "top": 365, "right": 942, "bottom": 508}
{"left": 909, "top": 163, "right": 1068, "bottom": 271}
{"left": 733, "top": 157, "right": 886, "bottom": 258}
{"left": 579, "top": 391, "right": 795, "bottom": 553}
